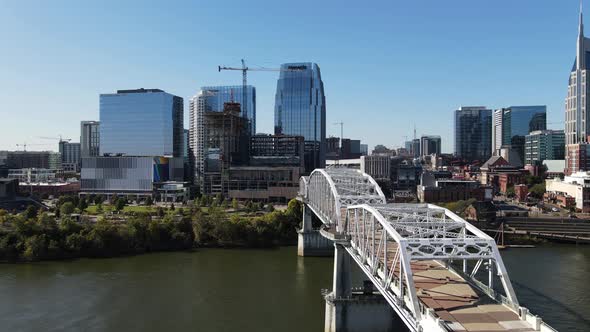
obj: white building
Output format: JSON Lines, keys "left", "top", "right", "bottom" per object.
{"left": 545, "top": 171, "right": 590, "bottom": 212}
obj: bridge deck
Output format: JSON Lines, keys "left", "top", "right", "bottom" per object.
{"left": 409, "top": 260, "right": 534, "bottom": 332}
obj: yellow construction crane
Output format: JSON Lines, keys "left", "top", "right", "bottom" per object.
{"left": 218, "top": 59, "right": 303, "bottom": 121}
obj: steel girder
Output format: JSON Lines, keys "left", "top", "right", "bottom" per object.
{"left": 344, "top": 203, "right": 520, "bottom": 327}
{"left": 302, "top": 168, "right": 386, "bottom": 227}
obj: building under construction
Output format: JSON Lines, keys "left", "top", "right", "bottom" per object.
{"left": 200, "top": 101, "right": 250, "bottom": 195}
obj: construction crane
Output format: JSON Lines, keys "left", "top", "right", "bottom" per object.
{"left": 218, "top": 59, "right": 304, "bottom": 124}
{"left": 16, "top": 143, "right": 51, "bottom": 152}
{"left": 37, "top": 135, "right": 72, "bottom": 142}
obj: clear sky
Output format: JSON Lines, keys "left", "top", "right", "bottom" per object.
{"left": 0, "top": 0, "right": 581, "bottom": 153}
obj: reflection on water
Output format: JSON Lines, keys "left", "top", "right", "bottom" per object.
{"left": 0, "top": 245, "right": 587, "bottom": 331}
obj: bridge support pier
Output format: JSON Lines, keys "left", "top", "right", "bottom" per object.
{"left": 297, "top": 206, "right": 333, "bottom": 256}
{"left": 324, "top": 244, "right": 402, "bottom": 332}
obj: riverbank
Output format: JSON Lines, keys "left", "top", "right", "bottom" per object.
{"left": 0, "top": 199, "right": 303, "bottom": 263}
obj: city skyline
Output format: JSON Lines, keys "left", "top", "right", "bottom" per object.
{"left": 0, "top": 1, "right": 579, "bottom": 153}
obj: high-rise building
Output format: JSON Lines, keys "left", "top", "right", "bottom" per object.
{"left": 80, "top": 121, "right": 100, "bottom": 158}
{"left": 525, "top": 130, "right": 565, "bottom": 166}
{"left": 81, "top": 89, "right": 185, "bottom": 200}
{"left": 100, "top": 89, "right": 183, "bottom": 157}
{"left": 420, "top": 135, "right": 441, "bottom": 157}
{"left": 59, "top": 141, "right": 81, "bottom": 172}
{"left": 274, "top": 62, "right": 326, "bottom": 172}
{"left": 189, "top": 86, "right": 256, "bottom": 183}
{"left": 411, "top": 139, "right": 420, "bottom": 158}
{"left": 492, "top": 106, "right": 547, "bottom": 165}
{"left": 566, "top": 7, "right": 590, "bottom": 174}
{"left": 454, "top": 106, "right": 492, "bottom": 162}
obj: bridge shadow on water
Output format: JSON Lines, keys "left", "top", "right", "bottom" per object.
{"left": 512, "top": 280, "right": 590, "bottom": 329}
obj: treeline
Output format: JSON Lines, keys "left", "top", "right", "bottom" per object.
{"left": 0, "top": 199, "right": 302, "bottom": 262}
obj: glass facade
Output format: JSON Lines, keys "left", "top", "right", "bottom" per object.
{"left": 454, "top": 107, "right": 492, "bottom": 161}
{"left": 99, "top": 89, "right": 183, "bottom": 157}
{"left": 494, "top": 106, "right": 547, "bottom": 164}
{"left": 80, "top": 121, "right": 100, "bottom": 158}
{"left": 420, "top": 135, "right": 441, "bottom": 157}
{"left": 199, "top": 86, "right": 256, "bottom": 135}
{"left": 274, "top": 62, "right": 326, "bottom": 172}
{"left": 525, "top": 130, "right": 565, "bottom": 165}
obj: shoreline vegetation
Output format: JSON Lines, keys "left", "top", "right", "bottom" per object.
{"left": 0, "top": 195, "right": 303, "bottom": 263}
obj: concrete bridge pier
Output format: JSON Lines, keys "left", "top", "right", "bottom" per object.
{"left": 297, "top": 205, "right": 333, "bottom": 256}
{"left": 324, "top": 244, "right": 400, "bottom": 332}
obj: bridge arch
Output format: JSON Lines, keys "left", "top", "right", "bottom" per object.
{"left": 343, "top": 203, "right": 520, "bottom": 331}
{"left": 303, "top": 168, "right": 386, "bottom": 231}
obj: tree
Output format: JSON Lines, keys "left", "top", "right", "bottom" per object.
{"left": 530, "top": 183, "right": 546, "bottom": 198}
{"left": 94, "top": 195, "right": 104, "bottom": 205}
{"left": 23, "top": 205, "right": 38, "bottom": 220}
{"left": 110, "top": 194, "right": 119, "bottom": 205}
{"left": 231, "top": 198, "right": 239, "bottom": 210}
{"left": 170, "top": 203, "right": 175, "bottom": 211}
{"left": 145, "top": 197, "right": 153, "bottom": 206}
{"left": 157, "top": 207, "right": 165, "bottom": 218}
{"left": 265, "top": 203, "right": 275, "bottom": 213}
{"left": 506, "top": 186, "right": 515, "bottom": 198}
{"left": 115, "top": 198, "right": 127, "bottom": 212}
{"left": 60, "top": 202, "right": 75, "bottom": 216}
{"left": 77, "top": 197, "right": 88, "bottom": 211}
{"left": 96, "top": 203, "right": 103, "bottom": 214}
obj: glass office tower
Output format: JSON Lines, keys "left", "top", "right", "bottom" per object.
{"left": 99, "top": 89, "right": 183, "bottom": 157}
{"left": 274, "top": 62, "right": 326, "bottom": 172}
{"left": 454, "top": 107, "right": 492, "bottom": 162}
{"left": 492, "top": 106, "right": 547, "bottom": 165}
{"left": 80, "top": 121, "right": 100, "bottom": 158}
{"left": 198, "top": 86, "right": 256, "bottom": 135}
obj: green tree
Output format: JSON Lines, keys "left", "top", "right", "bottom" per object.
{"left": 23, "top": 205, "right": 38, "bottom": 220}
{"left": 170, "top": 203, "right": 175, "bottom": 211}
{"left": 530, "top": 183, "right": 546, "bottom": 198}
{"left": 115, "top": 198, "right": 127, "bottom": 212}
{"left": 60, "top": 202, "right": 75, "bottom": 216}
{"left": 265, "top": 203, "right": 275, "bottom": 213}
{"left": 96, "top": 203, "right": 103, "bottom": 214}
{"left": 77, "top": 197, "right": 88, "bottom": 211}
{"left": 506, "top": 186, "right": 515, "bottom": 198}
{"left": 94, "top": 195, "right": 104, "bottom": 205}
{"left": 145, "top": 197, "right": 153, "bottom": 206}
{"left": 231, "top": 198, "right": 239, "bottom": 210}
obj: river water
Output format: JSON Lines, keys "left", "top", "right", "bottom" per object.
{"left": 0, "top": 245, "right": 588, "bottom": 332}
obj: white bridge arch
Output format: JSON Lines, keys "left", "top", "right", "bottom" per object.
{"left": 298, "top": 168, "right": 556, "bottom": 332}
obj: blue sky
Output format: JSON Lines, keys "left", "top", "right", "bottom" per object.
{"left": 0, "top": 0, "right": 580, "bottom": 152}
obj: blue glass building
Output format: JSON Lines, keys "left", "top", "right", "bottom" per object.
{"left": 454, "top": 107, "right": 492, "bottom": 162}
{"left": 99, "top": 89, "right": 184, "bottom": 157}
{"left": 492, "top": 105, "right": 546, "bottom": 165}
{"left": 199, "top": 86, "right": 256, "bottom": 134}
{"left": 274, "top": 62, "right": 326, "bottom": 172}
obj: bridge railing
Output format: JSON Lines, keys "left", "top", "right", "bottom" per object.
{"left": 343, "top": 203, "right": 522, "bottom": 327}
{"left": 302, "top": 168, "right": 386, "bottom": 229}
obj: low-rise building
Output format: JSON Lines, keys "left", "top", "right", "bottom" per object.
{"left": 7, "top": 168, "right": 55, "bottom": 183}
{"left": 514, "top": 184, "right": 528, "bottom": 202}
{"left": 418, "top": 171, "right": 492, "bottom": 203}
{"left": 545, "top": 171, "right": 590, "bottom": 212}
{"left": 80, "top": 156, "right": 184, "bottom": 200}
{"left": 0, "top": 178, "right": 18, "bottom": 200}
{"left": 480, "top": 156, "right": 527, "bottom": 193}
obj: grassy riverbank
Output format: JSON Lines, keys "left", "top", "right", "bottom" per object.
{"left": 0, "top": 199, "right": 302, "bottom": 263}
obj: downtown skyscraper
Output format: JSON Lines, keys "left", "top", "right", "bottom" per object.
{"left": 188, "top": 86, "right": 256, "bottom": 185}
{"left": 566, "top": 6, "right": 590, "bottom": 174}
{"left": 274, "top": 63, "right": 326, "bottom": 172}
{"left": 454, "top": 106, "right": 492, "bottom": 162}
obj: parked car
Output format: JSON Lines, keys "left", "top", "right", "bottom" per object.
{"left": 551, "top": 207, "right": 559, "bottom": 212}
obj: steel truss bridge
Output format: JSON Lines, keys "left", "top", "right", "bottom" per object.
{"left": 298, "top": 168, "right": 556, "bottom": 332}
